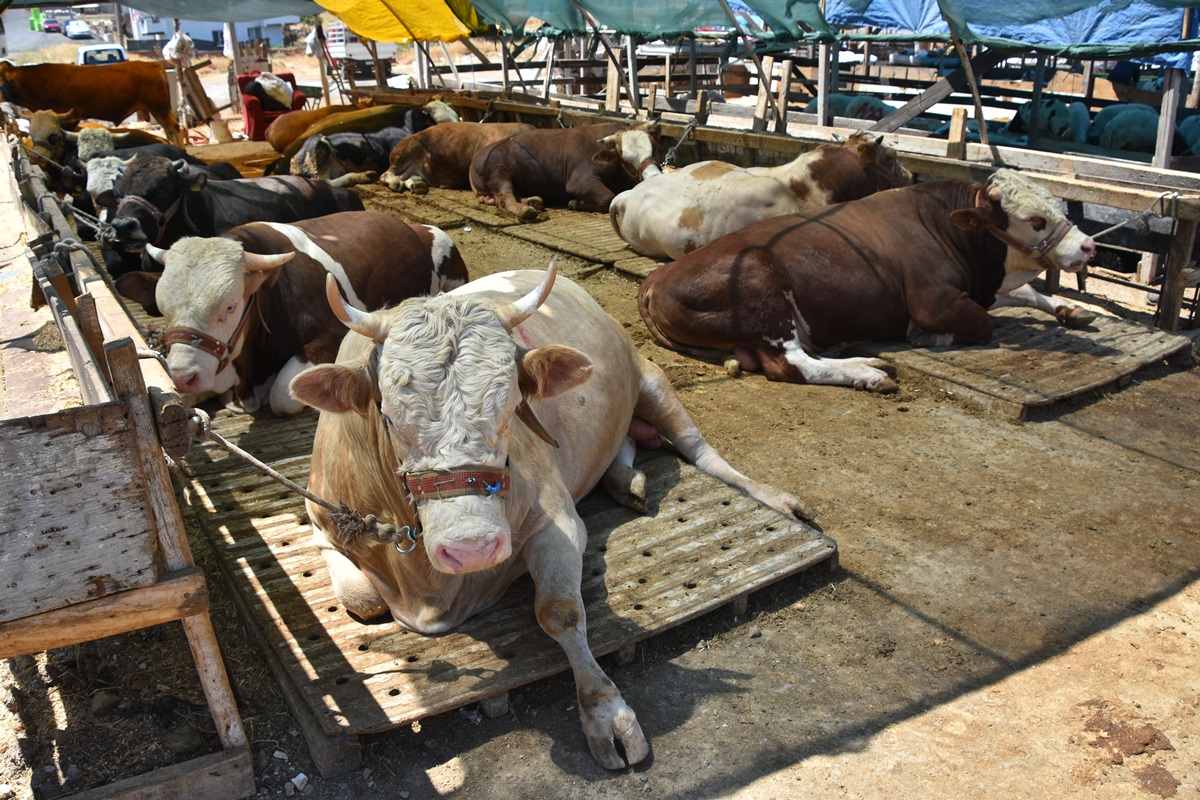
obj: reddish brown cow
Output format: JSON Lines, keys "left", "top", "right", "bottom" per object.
{"left": 469, "top": 122, "right": 661, "bottom": 221}
{"left": 0, "top": 61, "right": 182, "bottom": 146}
{"left": 381, "top": 121, "right": 535, "bottom": 194}
{"left": 638, "top": 169, "right": 1096, "bottom": 392}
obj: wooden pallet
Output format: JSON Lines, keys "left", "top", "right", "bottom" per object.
{"left": 854, "top": 307, "right": 1193, "bottom": 418}
{"left": 179, "top": 409, "right": 836, "bottom": 777}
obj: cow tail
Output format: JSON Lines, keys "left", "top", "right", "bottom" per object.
{"left": 609, "top": 198, "right": 623, "bottom": 237}
{"left": 262, "top": 156, "right": 289, "bottom": 176}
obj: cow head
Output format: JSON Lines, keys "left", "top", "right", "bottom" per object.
{"left": 74, "top": 127, "right": 116, "bottom": 163}
{"left": 423, "top": 98, "right": 460, "bottom": 124}
{"left": 86, "top": 155, "right": 135, "bottom": 217}
{"left": 599, "top": 122, "right": 662, "bottom": 181}
{"left": 843, "top": 132, "right": 913, "bottom": 189}
{"left": 291, "top": 135, "right": 336, "bottom": 181}
{"left": 131, "top": 237, "right": 295, "bottom": 397}
{"left": 27, "top": 109, "right": 72, "bottom": 166}
{"left": 949, "top": 168, "right": 1095, "bottom": 284}
{"left": 291, "top": 261, "right": 594, "bottom": 575}
{"left": 110, "top": 156, "right": 205, "bottom": 250}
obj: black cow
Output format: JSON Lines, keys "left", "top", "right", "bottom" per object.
{"left": 105, "top": 156, "right": 363, "bottom": 311}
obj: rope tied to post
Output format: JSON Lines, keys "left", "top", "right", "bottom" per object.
{"left": 664, "top": 119, "right": 699, "bottom": 167}
{"left": 1088, "top": 191, "right": 1180, "bottom": 241}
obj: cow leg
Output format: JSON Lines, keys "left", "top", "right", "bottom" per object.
{"left": 990, "top": 282, "right": 1097, "bottom": 328}
{"left": 312, "top": 523, "right": 389, "bottom": 620}
{"left": 565, "top": 174, "right": 616, "bottom": 212}
{"left": 634, "top": 359, "right": 816, "bottom": 522}
{"left": 327, "top": 171, "right": 378, "bottom": 188}
{"left": 480, "top": 169, "right": 540, "bottom": 220}
{"left": 267, "top": 356, "right": 318, "bottom": 416}
{"left": 908, "top": 288, "right": 994, "bottom": 345}
{"left": 522, "top": 512, "right": 649, "bottom": 768}
{"left": 600, "top": 436, "right": 647, "bottom": 513}
{"left": 756, "top": 344, "right": 898, "bottom": 392}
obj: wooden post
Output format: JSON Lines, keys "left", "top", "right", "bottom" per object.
{"left": 225, "top": 23, "right": 243, "bottom": 114}
{"left": 606, "top": 45, "right": 622, "bottom": 112}
{"left": 1137, "top": 68, "right": 1186, "bottom": 285}
{"left": 947, "top": 106, "right": 969, "bottom": 160}
{"left": 664, "top": 53, "right": 673, "bottom": 97}
{"left": 542, "top": 39, "right": 556, "bottom": 99}
{"left": 1158, "top": 219, "right": 1198, "bottom": 332}
{"left": 816, "top": 42, "right": 833, "bottom": 126}
{"left": 626, "top": 36, "right": 640, "bottom": 111}
{"left": 688, "top": 38, "right": 698, "bottom": 99}
{"left": 752, "top": 55, "right": 775, "bottom": 132}
{"left": 774, "top": 58, "right": 793, "bottom": 134}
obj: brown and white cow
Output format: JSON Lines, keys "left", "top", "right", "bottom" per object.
{"left": 610, "top": 132, "right": 912, "bottom": 260}
{"left": 380, "top": 121, "right": 535, "bottom": 194}
{"left": 289, "top": 263, "right": 809, "bottom": 768}
{"left": 469, "top": 122, "right": 661, "bottom": 221}
{"left": 638, "top": 169, "right": 1096, "bottom": 392}
{"left": 116, "top": 211, "right": 468, "bottom": 415}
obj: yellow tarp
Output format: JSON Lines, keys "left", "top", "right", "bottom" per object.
{"left": 315, "top": 0, "right": 472, "bottom": 43}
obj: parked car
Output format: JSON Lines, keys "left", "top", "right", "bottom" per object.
{"left": 64, "top": 19, "right": 92, "bottom": 39}
{"left": 41, "top": 19, "right": 62, "bottom": 34}
{"left": 76, "top": 44, "right": 127, "bottom": 65}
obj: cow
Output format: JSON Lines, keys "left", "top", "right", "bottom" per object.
{"left": 469, "top": 122, "right": 661, "bottom": 221}
{"left": 610, "top": 131, "right": 912, "bottom": 260}
{"left": 115, "top": 211, "right": 468, "bottom": 415}
{"left": 271, "top": 100, "right": 461, "bottom": 182}
{"left": 86, "top": 155, "right": 241, "bottom": 221}
{"left": 380, "top": 121, "right": 535, "bottom": 194}
{"left": 287, "top": 262, "right": 810, "bottom": 768}
{"left": 637, "top": 169, "right": 1097, "bottom": 392}
{"left": 0, "top": 60, "right": 183, "bottom": 147}
{"left": 265, "top": 104, "right": 357, "bottom": 152}
{"left": 103, "top": 155, "right": 364, "bottom": 278}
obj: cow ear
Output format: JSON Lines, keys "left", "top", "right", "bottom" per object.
{"left": 591, "top": 149, "right": 619, "bottom": 166}
{"left": 856, "top": 139, "right": 878, "bottom": 160}
{"left": 949, "top": 207, "right": 994, "bottom": 231}
{"left": 517, "top": 345, "right": 593, "bottom": 400}
{"left": 290, "top": 363, "right": 378, "bottom": 415}
{"left": 114, "top": 272, "right": 161, "bottom": 309}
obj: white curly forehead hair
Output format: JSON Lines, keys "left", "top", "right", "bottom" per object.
{"left": 986, "top": 168, "right": 1065, "bottom": 222}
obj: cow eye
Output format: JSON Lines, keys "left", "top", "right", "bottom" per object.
{"left": 1028, "top": 216, "right": 1047, "bottom": 232}
{"left": 220, "top": 301, "right": 238, "bottom": 321}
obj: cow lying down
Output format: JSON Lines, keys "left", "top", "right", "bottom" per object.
{"left": 638, "top": 168, "right": 1096, "bottom": 392}
{"left": 289, "top": 263, "right": 809, "bottom": 768}
{"left": 469, "top": 122, "right": 662, "bottom": 221}
{"left": 611, "top": 131, "right": 912, "bottom": 260}
{"left": 117, "top": 212, "right": 468, "bottom": 415}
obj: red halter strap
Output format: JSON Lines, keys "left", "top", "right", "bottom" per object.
{"left": 972, "top": 188, "right": 1077, "bottom": 272}
{"left": 404, "top": 467, "right": 511, "bottom": 502}
{"left": 162, "top": 294, "right": 257, "bottom": 374}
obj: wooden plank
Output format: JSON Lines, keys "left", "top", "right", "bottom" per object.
{"left": 853, "top": 308, "right": 1193, "bottom": 418}
{"left": 0, "top": 402, "right": 160, "bottom": 622}
{"left": 181, "top": 427, "right": 835, "bottom": 742}
{"left": 0, "top": 569, "right": 207, "bottom": 658}
{"left": 66, "top": 746, "right": 255, "bottom": 800}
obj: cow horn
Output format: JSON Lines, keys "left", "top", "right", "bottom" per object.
{"left": 145, "top": 243, "right": 169, "bottom": 264}
{"left": 325, "top": 274, "right": 387, "bottom": 342}
{"left": 63, "top": 130, "right": 79, "bottom": 142}
{"left": 501, "top": 258, "right": 557, "bottom": 332}
{"left": 242, "top": 251, "right": 295, "bottom": 271}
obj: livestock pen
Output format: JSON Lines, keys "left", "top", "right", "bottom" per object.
{"left": 3, "top": 87, "right": 1200, "bottom": 800}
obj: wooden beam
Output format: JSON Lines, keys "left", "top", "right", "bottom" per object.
{"left": 947, "top": 106, "right": 969, "bottom": 160}
{"left": 0, "top": 569, "right": 207, "bottom": 659}
{"left": 1158, "top": 218, "right": 1197, "bottom": 331}
{"left": 868, "top": 48, "right": 1008, "bottom": 132}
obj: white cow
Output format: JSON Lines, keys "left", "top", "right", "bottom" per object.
{"left": 290, "top": 263, "right": 811, "bottom": 768}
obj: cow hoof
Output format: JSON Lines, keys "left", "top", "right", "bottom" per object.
{"left": 381, "top": 175, "right": 403, "bottom": 192}
{"left": 1058, "top": 307, "right": 1097, "bottom": 328}
{"left": 362, "top": 171, "right": 379, "bottom": 184}
{"left": 518, "top": 206, "right": 540, "bottom": 222}
{"left": 526, "top": 196, "right": 545, "bottom": 212}
{"left": 583, "top": 698, "right": 649, "bottom": 769}
{"left": 864, "top": 376, "right": 899, "bottom": 394}
{"left": 410, "top": 179, "right": 429, "bottom": 195}
{"left": 602, "top": 468, "right": 647, "bottom": 514}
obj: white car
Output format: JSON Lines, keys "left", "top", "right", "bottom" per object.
{"left": 64, "top": 19, "right": 92, "bottom": 39}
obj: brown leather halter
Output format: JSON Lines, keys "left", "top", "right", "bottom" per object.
{"left": 162, "top": 294, "right": 257, "bottom": 374}
{"left": 113, "top": 192, "right": 193, "bottom": 246}
{"left": 972, "top": 188, "right": 1077, "bottom": 272}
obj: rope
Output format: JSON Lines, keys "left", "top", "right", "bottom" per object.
{"left": 480, "top": 98, "right": 495, "bottom": 123}
{"left": 64, "top": 198, "right": 107, "bottom": 235}
{"left": 183, "top": 407, "right": 411, "bottom": 549}
{"left": 1089, "top": 192, "right": 1179, "bottom": 241}
{"left": 17, "top": 141, "right": 69, "bottom": 172}
{"left": 664, "top": 119, "right": 698, "bottom": 167}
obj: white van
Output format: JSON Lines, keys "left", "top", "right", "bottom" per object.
{"left": 322, "top": 20, "right": 398, "bottom": 80}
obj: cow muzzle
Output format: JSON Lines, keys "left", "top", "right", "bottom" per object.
{"left": 404, "top": 466, "right": 513, "bottom": 573}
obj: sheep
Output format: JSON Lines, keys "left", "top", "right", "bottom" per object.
{"left": 803, "top": 93, "right": 895, "bottom": 121}
{"left": 1002, "top": 99, "right": 1072, "bottom": 140}
{"left": 1178, "top": 114, "right": 1200, "bottom": 155}
{"left": 1086, "top": 102, "right": 1157, "bottom": 145}
{"left": 1067, "top": 102, "right": 1090, "bottom": 143}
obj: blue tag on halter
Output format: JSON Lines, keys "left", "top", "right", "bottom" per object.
{"left": 484, "top": 481, "right": 502, "bottom": 494}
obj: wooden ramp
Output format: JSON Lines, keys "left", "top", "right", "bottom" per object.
{"left": 854, "top": 307, "right": 1193, "bottom": 418}
{"left": 180, "top": 409, "right": 836, "bottom": 777}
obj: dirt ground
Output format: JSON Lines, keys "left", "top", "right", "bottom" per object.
{"left": 3, "top": 139, "right": 1200, "bottom": 800}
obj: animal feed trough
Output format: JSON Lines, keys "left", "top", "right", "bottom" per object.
{"left": 178, "top": 408, "right": 836, "bottom": 778}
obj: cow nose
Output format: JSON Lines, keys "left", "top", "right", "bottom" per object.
{"left": 434, "top": 533, "right": 509, "bottom": 573}
{"left": 111, "top": 217, "right": 139, "bottom": 236}
{"left": 1080, "top": 237, "right": 1096, "bottom": 260}
{"left": 92, "top": 191, "right": 116, "bottom": 212}
{"left": 171, "top": 368, "right": 203, "bottom": 394}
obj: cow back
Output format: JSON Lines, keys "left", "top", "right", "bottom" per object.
{"left": 469, "top": 123, "right": 630, "bottom": 204}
